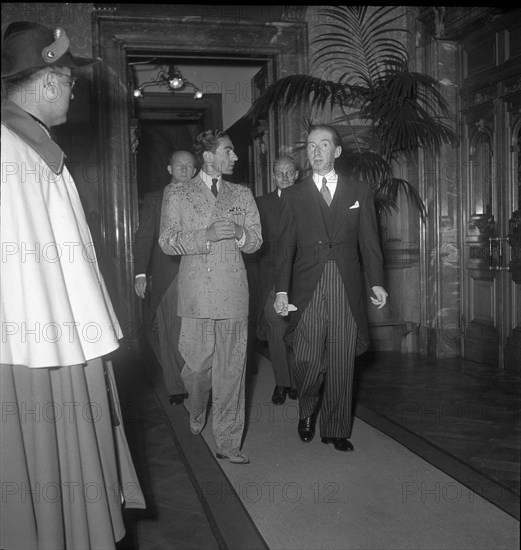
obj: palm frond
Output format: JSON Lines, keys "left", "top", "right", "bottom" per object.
{"left": 246, "top": 75, "right": 359, "bottom": 122}
{"left": 374, "top": 177, "right": 427, "bottom": 222}
{"left": 312, "top": 6, "right": 409, "bottom": 85}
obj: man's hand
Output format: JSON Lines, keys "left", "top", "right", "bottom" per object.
{"left": 274, "top": 293, "right": 289, "bottom": 316}
{"left": 134, "top": 277, "right": 147, "bottom": 299}
{"left": 370, "top": 286, "right": 388, "bottom": 309}
{"left": 206, "top": 219, "right": 241, "bottom": 242}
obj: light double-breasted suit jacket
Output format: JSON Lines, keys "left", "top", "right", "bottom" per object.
{"left": 159, "top": 175, "right": 262, "bottom": 319}
{"left": 275, "top": 173, "right": 384, "bottom": 353}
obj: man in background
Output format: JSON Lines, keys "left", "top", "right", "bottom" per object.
{"left": 134, "top": 149, "right": 196, "bottom": 405}
{"left": 256, "top": 155, "right": 299, "bottom": 405}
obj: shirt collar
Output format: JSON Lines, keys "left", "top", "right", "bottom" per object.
{"left": 1, "top": 99, "right": 64, "bottom": 174}
{"left": 199, "top": 170, "right": 221, "bottom": 189}
{"left": 313, "top": 169, "right": 337, "bottom": 185}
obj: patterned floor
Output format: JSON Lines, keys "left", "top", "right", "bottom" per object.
{"left": 114, "top": 345, "right": 520, "bottom": 549}
{"left": 354, "top": 351, "right": 520, "bottom": 518}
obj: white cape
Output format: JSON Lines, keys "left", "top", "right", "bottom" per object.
{"left": 1, "top": 118, "right": 123, "bottom": 368}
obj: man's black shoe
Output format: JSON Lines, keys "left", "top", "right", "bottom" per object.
{"left": 298, "top": 416, "right": 316, "bottom": 443}
{"left": 271, "top": 385, "right": 287, "bottom": 405}
{"left": 321, "top": 437, "right": 354, "bottom": 452}
{"left": 287, "top": 388, "right": 298, "bottom": 400}
{"left": 169, "top": 393, "right": 188, "bottom": 405}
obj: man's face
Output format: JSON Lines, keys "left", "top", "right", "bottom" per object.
{"left": 168, "top": 151, "right": 196, "bottom": 183}
{"left": 46, "top": 67, "right": 75, "bottom": 126}
{"left": 307, "top": 128, "right": 341, "bottom": 175}
{"left": 273, "top": 159, "right": 298, "bottom": 191}
{"left": 206, "top": 136, "right": 238, "bottom": 176}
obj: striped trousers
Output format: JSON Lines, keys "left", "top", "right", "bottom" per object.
{"left": 293, "top": 261, "right": 358, "bottom": 438}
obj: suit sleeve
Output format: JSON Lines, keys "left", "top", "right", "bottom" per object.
{"left": 159, "top": 184, "right": 210, "bottom": 255}
{"left": 134, "top": 193, "right": 156, "bottom": 275}
{"left": 358, "top": 183, "right": 384, "bottom": 287}
{"left": 238, "top": 188, "right": 262, "bottom": 254}
{"left": 274, "top": 191, "right": 296, "bottom": 294}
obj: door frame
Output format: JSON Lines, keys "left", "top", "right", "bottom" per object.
{"left": 92, "top": 10, "right": 308, "bottom": 339}
{"left": 458, "top": 14, "right": 521, "bottom": 368}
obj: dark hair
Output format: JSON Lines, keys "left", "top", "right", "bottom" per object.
{"left": 308, "top": 124, "right": 342, "bottom": 148}
{"left": 194, "top": 130, "right": 229, "bottom": 164}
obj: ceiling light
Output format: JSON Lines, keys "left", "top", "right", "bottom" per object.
{"left": 132, "top": 64, "right": 203, "bottom": 99}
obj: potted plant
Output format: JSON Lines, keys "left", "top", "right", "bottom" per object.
{"left": 248, "top": 6, "right": 458, "bottom": 221}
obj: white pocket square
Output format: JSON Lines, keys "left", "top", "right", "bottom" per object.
{"left": 349, "top": 201, "right": 360, "bottom": 209}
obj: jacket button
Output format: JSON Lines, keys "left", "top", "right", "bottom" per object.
{"left": 329, "top": 243, "right": 333, "bottom": 249}
{"left": 207, "top": 268, "right": 211, "bottom": 272}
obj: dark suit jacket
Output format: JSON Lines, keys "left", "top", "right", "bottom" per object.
{"left": 275, "top": 174, "right": 384, "bottom": 353}
{"left": 135, "top": 189, "right": 181, "bottom": 325}
{"left": 255, "top": 190, "right": 285, "bottom": 321}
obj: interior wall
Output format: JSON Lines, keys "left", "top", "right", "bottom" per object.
{"left": 133, "top": 63, "right": 263, "bottom": 130}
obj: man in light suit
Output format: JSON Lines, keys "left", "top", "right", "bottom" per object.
{"left": 159, "top": 130, "right": 262, "bottom": 464}
{"left": 274, "top": 125, "right": 388, "bottom": 452}
{"left": 134, "top": 150, "right": 196, "bottom": 405}
{"left": 256, "top": 155, "right": 299, "bottom": 405}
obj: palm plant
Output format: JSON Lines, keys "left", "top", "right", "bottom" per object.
{"left": 248, "top": 6, "right": 458, "bottom": 221}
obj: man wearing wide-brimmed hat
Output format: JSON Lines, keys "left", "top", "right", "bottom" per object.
{"left": 1, "top": 21, "right": 145, "bottom": 550}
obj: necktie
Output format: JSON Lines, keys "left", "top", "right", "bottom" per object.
{"left": 211, "top": 178, "right": 218, "bottom": 197}
{"left": 321, "top": 177, "right": 332, "bottom": 206}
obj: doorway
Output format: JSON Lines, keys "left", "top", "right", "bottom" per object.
{"left": 93, "top": 10, "right": 308, "bottom": 338}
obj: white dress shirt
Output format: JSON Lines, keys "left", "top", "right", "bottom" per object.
{"left": 313, "top": 169, "right": 338, "bottom": 199}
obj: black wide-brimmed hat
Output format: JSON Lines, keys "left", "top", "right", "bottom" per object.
{"left": 1, "top": 21, "right": 99, "bottom": 79}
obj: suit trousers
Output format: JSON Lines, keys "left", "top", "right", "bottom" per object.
{"left": 179, "top": 316, "right": 247, "bottom": 452}
{"left": 293, "top": 261, "right": 358, "bottom": 438}
{"left": 154, "top": 277, "right": 186, "bottom": 396}
{"left": 262, "top": 288, "right": 294, "bottom": 388}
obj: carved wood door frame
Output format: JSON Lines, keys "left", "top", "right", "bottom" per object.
{"left": 459, "top": 17, "right": 521, "bottom": 368}
{"left": 92, "top": 9, "right": 308, "bottom": 340}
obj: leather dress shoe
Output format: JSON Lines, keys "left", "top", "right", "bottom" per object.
{"left": 190, "top": 416, "right": 206, "bottom": 435}
{"left": 321, "top": 437, "right": 354, "bottom": 452}
{"left": 298, "top": 415, "right": 316, "bottom": 443}
{"left": 216, "top": 449, "right": 250, "bottom": 464}
{"left": 271, "top": 385, "right": 287, "bottom": 405}
{"left": 287, "top": 388, "right": 298, "bottom": 400}
{"left": 169, "top": 393, "right": 188, "bottom": 405}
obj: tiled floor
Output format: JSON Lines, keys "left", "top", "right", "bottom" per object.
{"left": 353, "top": 351, "right": 520, "bottom": 518}
{"left": 114, "top": 344, "right": 520, "bottom": 549}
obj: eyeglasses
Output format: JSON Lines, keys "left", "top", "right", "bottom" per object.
{"left": 54, "top": 72, "right": 77, "bottom": 89}
{"left": 274, "top": 171, "right": 296, "bottom": 179}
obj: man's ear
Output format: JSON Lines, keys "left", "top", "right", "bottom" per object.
{"left": 43, "top": 70, "right": 57, "bottom": 90}
{"left": 191, "top": 167, "right": 196, "bottom": 177}
{"left": 294, "top": 171, "right": 300, "bottom": 180}
{"left": 167, "top": 165, "right": 173, "bottom": 176}
{"left": 334, "top": 146, "right": 342, "bottom": 159}
{"left": 202, "top": 150, "right": 213, "bottom": 164}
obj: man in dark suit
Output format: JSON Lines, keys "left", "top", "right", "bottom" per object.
{"left": 134, "top": 149, "right": 196, "bottom": 405}
{"left": 274, "top": 125, "right": 388, "bottom": 452}
{"left": 256, "top": 155, "right": 299, "bottom": 405}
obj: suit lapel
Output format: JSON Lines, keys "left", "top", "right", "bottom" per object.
{"left": 330, "top": 175, "right": 358, "bottom": 239}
